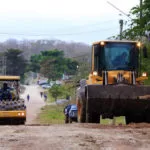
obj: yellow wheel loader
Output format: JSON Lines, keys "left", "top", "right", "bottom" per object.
{"left": 76, "top": 40, "right": 150, "bottom": 124}
{"left": 0, "top": 76, "right": 26, "bottom": 125}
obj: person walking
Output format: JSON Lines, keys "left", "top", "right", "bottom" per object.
{"left": 40, "top": 91, "right": 43, "bottom": 98}
{"left": 27, "top": 94, "right": 30, "bottom": 102}
{"left": 44, "top": 94, "right": 47, "bottom": 102}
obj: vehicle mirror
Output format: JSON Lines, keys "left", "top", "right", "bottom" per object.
{"left": 143, "top": 46, "right": 148, "bottom": 58}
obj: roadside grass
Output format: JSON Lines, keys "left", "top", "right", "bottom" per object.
{"left": 36, "top": 104, "right": 66, "bottom": 124}
{"left": 44, "top": 89, "right": 67, "bottom": 103}
{"left": 37, "top": 88, "right": 126, "bottom": 125}
{"left": 47, "top": 92, "right": 55, "bottom": 102}
{"left": 100, "top": 116, "right": 126, "bottom": 125}
{"left": 36, "top": 102, "right": 126, "bottom": 125}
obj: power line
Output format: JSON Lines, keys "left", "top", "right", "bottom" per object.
{"left": 0, "top": 26, "right": 118, "bottom": 37}
{"left": 107, "top": 1, "right": 132, "bottom": 20}
{"left": 57, "top": 19, "right": 119, "bottom": 29}
{"left": 0, "top": 18, "right": 118, "bottom": 29}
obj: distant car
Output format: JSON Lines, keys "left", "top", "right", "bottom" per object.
{"left": 38, "top": 80, "right": 48, "bottom": 85}
{"left": 7, "top": 87, "right": 14, "bottom": 91}
{"left": 64, "top": 104, "right": 77, "bottom": 123}
{"left": 41, "top": 84, "right": 51, "bottom": 89}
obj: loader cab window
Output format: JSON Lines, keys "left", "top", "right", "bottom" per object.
{"left": 93, "top": 44, "right": 105, "bottom": 73}
{"left": 104, "top": 43, "right": 139, "bottom": 71}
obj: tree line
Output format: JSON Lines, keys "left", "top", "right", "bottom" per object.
{"left": 0, "top": 49, "right": 81, "bottom": 82}
{"left": 0, "top": 38, "right": 91, "bottom": 83}
{"left": 0, "top": 39, "right": 90, "bottom": 60}
{"left": 28, "top": 49, "right": 79, "bottom": 80}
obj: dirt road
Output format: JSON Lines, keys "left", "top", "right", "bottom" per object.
{"left": 21, "top": 85, "right": 45, "bottom": 124}
{"left": 0, "top": 85, "right": 150, "bottom": 150}
{"left": 0, "top": 124, "right": 150, "bottom": 150}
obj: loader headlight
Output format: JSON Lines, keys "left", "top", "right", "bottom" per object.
{"left": 21, "top": 112, "right": 25, "bottom": 116}
{"left": 18, "top": 113, "right": 21, "bottom": 116}
{"left": 100, "top": 41, "right": 105, "bottom": 46}
{"left": 137, "top": 42, "right": 141, "bottom": 47}
{"left": 93, "top": 71, "right": 98, "bottom": 76}
{"left": 142, "top": 72, "right": 147, "bottom": 77}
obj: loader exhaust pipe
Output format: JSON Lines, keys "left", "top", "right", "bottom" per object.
{"left": 103, "top": 71, "right": 108, "bottom": 85}
{"left": 132, "top": 71, "right": 136, "bottom": 85}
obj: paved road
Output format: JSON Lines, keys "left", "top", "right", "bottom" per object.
{"left": 20, "top": 85, "right": 45, "bottom": 124}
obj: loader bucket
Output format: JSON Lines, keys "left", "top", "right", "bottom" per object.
{"left": 86, "top": 84, "right": 150, "bottom": 99}
{"left": 85, "top": 84, "right": 150, "bottom": 122}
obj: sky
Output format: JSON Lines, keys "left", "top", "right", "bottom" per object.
{"left": 0, "top": 0, "right": 139, "bottom": 44}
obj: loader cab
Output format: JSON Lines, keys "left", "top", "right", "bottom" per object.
{"left": 92, "top": 41, "right": 140, "bottom": 75}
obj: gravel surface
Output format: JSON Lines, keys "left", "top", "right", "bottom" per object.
{"left": 0, "top": 85, "right": 150, "bottom": 150}
{"left": 0, "top": 124, "right": 150, "bottom": 150}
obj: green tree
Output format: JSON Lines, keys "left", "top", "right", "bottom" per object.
{"left": 4, "top": 49, "right": 27, "bottom": 76}
{"left": 49, "top": 84, "right": 73, "bottom": 102}
{"left": 64, "top": 58, "right": 79, "bottom": 75}
{"left": 29, "top": 49, "right": 78, "bottom": 80}
{"left": 27, "top": 54, "right": 42, "bottom": 72}
{"left": 122, "top": 0, "right": 150, "bottom": 40}
{"left": 40, "top": 50, "right": 66, "bottom": 80}
{"left": 141, "top": 43, "right": 150, "bottom": 84}
{"left": 49, "top": 85, "right": 63, "bottom": 101}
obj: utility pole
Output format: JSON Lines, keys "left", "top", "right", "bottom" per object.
{"left": 107, "top": 1, "right": 130, "bottom": 40}
{"left": 119, "top": 19, "right": 124, "bottom": 40}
